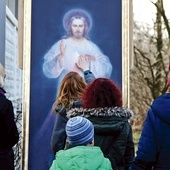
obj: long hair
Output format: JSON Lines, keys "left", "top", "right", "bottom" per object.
{"left": 0, "top": 63, "right": 5, "bottom": 87}
{"left": 52, "top": 72, "right": 86, "bottom": 112}
{"left": 82, "top": 78, "right": 122, "bottom": 108}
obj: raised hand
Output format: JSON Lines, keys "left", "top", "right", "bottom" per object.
{"left": 57, "top": 39, "right": 66, "bottom": 61}
{"left": 84, "top": 54, "right": 96, "bottom": 61}
{"left": 76, "top": 55, "right": 89, "bottom": 71}
{"left": 60, "top": 39, "right": 66, "bottom": 55}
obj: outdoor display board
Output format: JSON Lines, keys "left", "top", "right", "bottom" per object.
{"left": 21, "top": 0, "right": 132, "bottom": 169}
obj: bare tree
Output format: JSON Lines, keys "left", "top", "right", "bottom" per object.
{"left": 131, "top": 0, "right": 170, "bottom": 130}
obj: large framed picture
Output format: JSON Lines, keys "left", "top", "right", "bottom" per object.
{"left": 20, "top": 0, "right": 132, "bottom": 169}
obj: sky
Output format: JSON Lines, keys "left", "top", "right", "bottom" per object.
{"left": 133, "top": 0, "right": 170, "bottom": 24}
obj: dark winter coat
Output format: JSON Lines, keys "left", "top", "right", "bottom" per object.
{"left": 51, "top": 100, "right": 82, "bottom": 154}
{"left": 67, "top": 106, "right": 134, "bottom": 170}
{"left": 130, "top": 93, "right": 170, "bottom": 170}
{"left": 0, "top": 87, "right": 19, "bottom": 170}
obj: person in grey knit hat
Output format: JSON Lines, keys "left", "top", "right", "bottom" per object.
{"left": 50, "top": 116, "right": 112, "bottom": 170}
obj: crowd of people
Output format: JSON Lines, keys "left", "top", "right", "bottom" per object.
{"left": 51, "top": 57, "right": 134, "bottom": 170}
{"left": 49, "top": 54, "right": 170, "bottom": 170}
{"left": 1, "top": 60, "right": 170, "bottom": 170}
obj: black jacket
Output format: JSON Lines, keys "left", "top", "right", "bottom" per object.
{"left": 51, "top": 100, "right": 82, "bottom": 154}
{"left": 67, "top": 107, "right": 135, "bottom": 170}
{"left": 0, "top": 88, "right": 19, "bottom": 151}
{"left": 130, "top": 93, "right": 170, "bottom": 170}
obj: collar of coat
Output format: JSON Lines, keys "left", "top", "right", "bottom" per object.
{"left": 0, "top": 87, "right": 6, "bottom": 97}
{"left": 66, "top": 106, "right": 133, "bottom": 119}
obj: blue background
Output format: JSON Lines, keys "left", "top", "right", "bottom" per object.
{"left": 29, "top": 0, "right": 121, "bottom": 169}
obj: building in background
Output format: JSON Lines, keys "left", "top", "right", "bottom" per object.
{"left": 1, "top": 0, "right": 22, "bottom": 116}
{"left": 0, "top": 0, "right": 22, "bottom": 169}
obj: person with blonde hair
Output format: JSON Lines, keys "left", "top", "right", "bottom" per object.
{"left": 0, "top": 63, "right": 19, "bottom": 170}
{"left": 30, "top": 56, "right": 95, "bottom": 170}
{"left": 52, "top": 71, "right": 86, "bottom": 112}
{"left": 51, "top": 70, "right": 95, "bottom": 154}
{"left": 0, "top": 63, "right": 5, "bottom": 87}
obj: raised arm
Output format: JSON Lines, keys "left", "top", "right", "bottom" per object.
{"left": 76, "top": 55, "right": 95, "bottom": 84}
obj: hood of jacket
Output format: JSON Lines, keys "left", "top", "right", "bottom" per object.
{"left": 0, "top": 87, "right": 6, "bottom": 97}
{"left": 51, "top": 146, "right": 112, "bottom": 170}
{"left": 151, "top": 93, "right": 170, "bottom": 125}
{"left": 67, "top": 107, "right": 133, "bottom": 136}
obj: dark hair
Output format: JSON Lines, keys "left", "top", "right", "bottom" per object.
{"left": 82, "top": 78, "right": 122, "bottom": 108}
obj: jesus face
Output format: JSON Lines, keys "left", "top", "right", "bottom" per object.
{"left": 71, "top": 19, "right": 85, "bottom": 39}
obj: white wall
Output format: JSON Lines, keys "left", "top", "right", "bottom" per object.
{"left": 5, "top": 6, "right": 22, "bottom": 115}
{"left": 0, "top": 0, "right": 6, "bottom": 65}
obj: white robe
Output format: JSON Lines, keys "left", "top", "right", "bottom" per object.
{"left": 43, "top": 38, "right": 112, "bottom": 87}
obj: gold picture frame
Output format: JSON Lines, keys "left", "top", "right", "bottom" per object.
{"left": 20, "top": 0, "right": 132, "bottom": 169}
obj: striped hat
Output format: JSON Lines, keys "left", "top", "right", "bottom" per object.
{"left": 66, "top": 116, "right": 94, "bottom": 146}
